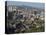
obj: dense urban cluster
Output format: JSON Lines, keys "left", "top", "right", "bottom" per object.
{"left": 6, "top": 5, "right": 45, "bottom": 34}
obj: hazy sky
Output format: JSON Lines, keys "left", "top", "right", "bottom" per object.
{"left": 7, "top": 1, "right": 45, "bottom": 9}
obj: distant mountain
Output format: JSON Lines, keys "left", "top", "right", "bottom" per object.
{"left": 16, "top": 5, "right": 35, "bottom": 9}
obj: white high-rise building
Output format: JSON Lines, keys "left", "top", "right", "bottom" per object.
{"left": 7, "top": 6, "right": 12, "bottom": 12}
